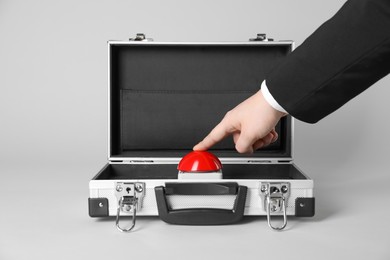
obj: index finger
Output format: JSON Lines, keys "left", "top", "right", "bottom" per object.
{"left": 193, "top": 120, "right": 235, "bottom": 151}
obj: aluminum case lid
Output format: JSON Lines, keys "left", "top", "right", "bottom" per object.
{"left": 108, "top": 38, "right": 294, "bottom": 162}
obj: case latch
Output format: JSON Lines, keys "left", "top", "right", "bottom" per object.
{"left": 129, "top": 33, "right": 154, "bottom": 42}
{"left": 115, "top": 182, "right": 145, "bottom": 232}
{"left": 259, "top": 182, "right": 290, "bottom": 231}
{"left": 249, "top": 33, "right": 274, "bottom": 42}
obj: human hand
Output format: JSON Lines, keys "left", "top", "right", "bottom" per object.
{"left": 193, "top": 90, "right": 287, "bottom": 153}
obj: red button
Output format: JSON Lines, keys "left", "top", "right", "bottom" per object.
{"left": 178, "top": 151, "right": 222, "bottom": 172}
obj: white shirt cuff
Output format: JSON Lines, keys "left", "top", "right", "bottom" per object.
{"left": 261, "top": 80, "right": 288, "bottom": 114}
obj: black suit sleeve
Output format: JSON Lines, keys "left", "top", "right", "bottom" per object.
{"left": 266, "top": 0, "right": 390, "bottom": 123}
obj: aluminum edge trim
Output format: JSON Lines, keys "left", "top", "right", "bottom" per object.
{"left": 291, "top": 163, "right": 314, "bottom": 182}
{"left": 290, "top": 41, "right": 296, "bottom": 161}
{"left": 106, "top": 39, "right": 295, "bottom": 161}
{"left": 108, "top": 157, "right": 293, "bottom": 163}
{"left": 107, "top": 40, "right": 294, "bottom": 46}
{"left": 108, "top": 41, "right": 111, "bottom": 159}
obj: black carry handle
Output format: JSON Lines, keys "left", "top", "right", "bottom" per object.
{"left": 155, "top": 182, "right": 247, "bottom": 225}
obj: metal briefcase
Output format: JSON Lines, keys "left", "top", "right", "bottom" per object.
{"left": 88, "top": 33, "right": 315, "bottom": 232}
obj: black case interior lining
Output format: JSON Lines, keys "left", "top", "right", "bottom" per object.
{"left": 94, "top": 163, "right": 307, "bottom": 180}
{"left": 110, "top": 43, "right": 291, "bottom": 158}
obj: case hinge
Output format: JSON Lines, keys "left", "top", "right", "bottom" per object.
{"left": 259, "top": 182, "right": 290, "bottom": 231}
{"left": 247, "top": 160, "right": 291, "bottom": 164}
{"left": 115, "top": 182, "right": 145, "bottom": 232}
{"left": 129, "top": 33, "right": 154, "bottom": 42}
{"left": 249, "top": 33, "right": 274, "bottom": 42}
{"left": 122, "top": 160, "right": 154, "bottom": 164}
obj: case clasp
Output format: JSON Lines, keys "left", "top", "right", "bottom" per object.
{"left": 115, "top": 182, "right": 145, "bottom": 232}
{"left": 259, "top": 182, "right": 290, "bottom": 231}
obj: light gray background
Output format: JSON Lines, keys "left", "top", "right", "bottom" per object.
{"left": 1, "top": 0, "right": 389, "bottom": 259}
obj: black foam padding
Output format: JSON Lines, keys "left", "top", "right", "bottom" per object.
{"left": 93, "top": 163, "right": 308, "bottom": 180}
{"left": 121, "top": 89, "right": 259, "bottom": 150}
{"left": 109, "top": 43, "right": 292, "bottom": 157}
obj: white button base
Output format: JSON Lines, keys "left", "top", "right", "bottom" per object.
{"left": 178, "top": 171, "right": 223, "bottom": 180}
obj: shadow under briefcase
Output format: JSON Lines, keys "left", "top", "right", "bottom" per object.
{"left": 88, "top": 33, "right": 315, "bottom": 232}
